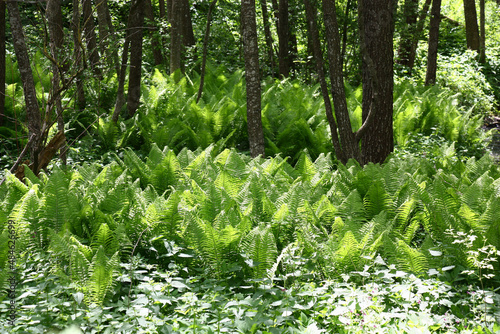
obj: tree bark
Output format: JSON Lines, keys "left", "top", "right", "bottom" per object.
{"left": 408, "top": 0, "right": 432, "bottom": 73}
{"left": 7, "top": 1, "right": 42, "bottom": 171}
{"left": 278, "top": 0, "right": 290, "bottom": 78}
{"left": 144, "top": 0, "right": 164, "bottom": 66}
{"left": 396, "top": 0, "right": 419, "bottom": 67}
{"left": 82, "top": 0, "right": 102, "bottom": 78}
{"left": 323, "top": 0, "right": 360, "bottom": 163}
{"left": 479, "top": 0, "right": 486, "bottom": 63}
{"left": 464, "top": 0, "right": 480, "bottom": 51}
{"left": 72, "top": 0, "right": 86, "bottom": 110}
{"left": 260, "top": 0, "right": 276, "bottom": 77}
{"left": 197, "top": 0, "right": 217, "bottom": 103}
{"left": 0, "top": 1, "right": 5, "bottom": 127}
{"left": 111, "top": 38, "right": 129, "bottom": 122}
{"left": 304, "top": 0, "right": 345, "bottom": 162}
{"left": 127, "top": 0, "right": 145, "bottom": 118}
{"left": 358, "top": 0, "right": 394, "bottom": 164}
{"left": 170, "top": 0, "right": 182, "bottom": 75}
{"left": 94, "top": 0, "right": 119, "bottom": 73}
{"left": 425, "top": 0, "right": 441, "bottom": 86}
{"left": 46, "top": 0, "right": 67, "bottom": 164}
{"left": 181, "top": 0, "right": 195, "bottom": 47}
{"left": 242, "top": 0, "right": 265, "bottom": 157}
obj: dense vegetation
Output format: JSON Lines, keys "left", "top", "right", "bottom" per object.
{"left": 1, "top": 0, "right": 500, "bottom": 333}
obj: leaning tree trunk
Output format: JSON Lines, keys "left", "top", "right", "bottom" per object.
{"left": 127, "top": 0, "right": 145, "bottom": 118}
{"left": 323, "top": 0, "right": 360, "bottom": 163}
{"left": 425, "top": 0, "right": 441, "bottom": 86}
{"left": 358, "top": 0, "right": 394, "bottom": 164}
{"left": 46, "top": 0, "right": 67, "bottom": 164}
{"left": 464, "top": 0, "right": 480, "bottom": 52}
{"left": 197, "top": 0, "right": 217, "bottom": 103}
{"left": 242, "top": 0, "right": 265, "bottom": 157}
{"left": 304, "top": 0, "right": 345, "bottom": 162}
{"left": 0, "top": 1, "right": 5, "bottom": 127}
{"left": 7, "top": 1, "right": 42, "bottom": 171}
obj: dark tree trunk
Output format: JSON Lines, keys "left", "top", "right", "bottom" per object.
{"left": 340, "top": 0, "right": 353, "bottom": 63}
{"left": 170, "top": 0, "right": 182, "bottom": 75}
{"left": 260, "top": 0, "right": 276, "bottom": 77}
{"left": 144, "top": 0, "right": 164, "bottom": 66}
{"left": 197, "top": 0, "right": 217, "bottom": 103}
{"left": 464, "top": 0, "right": 480, "bottom": 51}
{"left": 0, "top": 1, "right": 5, "bottom": 127}
{"left": 181, "top": 0, "right": 195, "bottom": 47}
{"left": 396, "top": 0, "right": 419, "bottom": 67}
{"left": 407, "top": 0, "right": 432, "bottom": 73}
{"left": 127, "top": 0, "right": 145, "bottom": 118}
{"left": 304, "top": 0, "right": 345, "bottom": 162}
{"left": 7, "top": 1, "right": 42, "bottom": 171}
{"left": 323, "top": 0, "right": 360, "bottom": 163}
{"left": 425, "top": 0, "right": 441, "bottom": 86}
{"left": 278, "top": 0, "right": 290, "bottom": 77}
{"left": 72, "top": 0, "right": 86, "bottom": 110}
{"left": 94, "top": 0, "right": 118, "bottom": 73}
{"left": 111, "top": 38, "right": 129, "bottom": 123}
{"left": 242, "top": 0, "right": 265, "bottom": 157}
{"left": 82, "top": 0, "right": 102, "bottom": 78}
{"left": 358, "top": 0, "right": 394, "bottom": 164}
{"left": 479, "top": 0, "right": 486, "bottom": 63}
{"left": 159, "top": 0, "right": 166, "bottom": 18}
{"left": 46, "top": 0, "right": 67, "bottom": 164}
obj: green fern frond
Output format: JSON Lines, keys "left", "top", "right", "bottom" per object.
{"left": 87, "top": 246, "right": 119, "bottom": 305}
{"left": 395, "top": 240, "right": 428, "bottom": 274}
{"left": 241, "top": 224, "right": 278, "bottom": 278}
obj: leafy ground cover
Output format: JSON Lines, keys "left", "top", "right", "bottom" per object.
{"left": 1, "top": 144, "right": 500, "bottom": 332}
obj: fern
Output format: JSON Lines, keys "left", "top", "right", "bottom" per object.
{"left": 241, "top": 224, "right": 278, "bottom": 278}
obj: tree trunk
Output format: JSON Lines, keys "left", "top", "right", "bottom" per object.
{"left": 425, "top": 0, "right": 441, "bottom": 86}
{"left": 46, "top": 0, "right": 67, "bottom": 164}
{"left": 260, "top": 0, "right": 276, "bottom": 77}
{"left": 358, "top": 0, "right": 394, "bottom": 164}
{"left": 159, "top": 0, "right": 166, "bottom": 18}
{"left": 181, "top": 0, "right": 195, "bottom": 47}
{"left": 304, "top": 0, "right": 344, "bottom": 162}
{"left": 197, "top": 0, "right": 217, "bottom": 103}
{"left": 82, "top": 0, "right": 102, "bottom": 78}
{"left": 464, "top": 0, "right": 480, "bottom": 51}
{"left": 7, "top": 1, "right": 42, "bottom": 171}
{"left": 242, "top": 0, "right": 265, "bottom": 157}
{"left": 72, "top": 0, "right": 86, "bottom": 110}
{"left": 111, "top": 38, "right": 129, "bottom": 123}
{"left": 323, "top": 0, "right": 360, "bottom": 163}
{"left": 396, "top": 0, "right": 419, "bottom": 67}
{"left": 278, "top": 0, "right": 290, "bottom": 77}
{"left": 479, "top": 0, "right": 486, "bottom": 63}
{"left": 144, "top": 0, "right": 164, "bottom": 66}
{"left": 408, "top": 0, "right": 432, "bottom": 73}
{"left": 0, "top": 1, "right": 5, "bottom": 127}
{"left": 170, "top": 0, "right": 182, "bottom": 75}
{"left": 340, "top": 0, "right": 353, "bottom": 64}
{"left": 94, "top": 0, "right": 118, "bottom": 73}
{"left": 126, "top": 0, "right": 145, "bottom": 118}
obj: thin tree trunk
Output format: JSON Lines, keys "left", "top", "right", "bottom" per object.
{"left": 304, "top": 0, "right": 344, "bottom": 162}
{"left": 144, "top": 0, "right": 164, "bottom": 66}
{"left": 396, "top": 0, "right": 419, "bottom": 67}
{"left": 358, "top": 0, "right": 394, "bottom": 164}
{"left": 111, "top": 39, "right": 129, "bottom": 122}
{"left": 72, "top": 0, "right": 86, "bottom": 110}
{"left": 278, "top": 0, "right": 290, "bottom": 78}
{"left": 260, "top": 0, "right": 276, "bottom": 77}
{"left": 127, "top": 0, "right": 145, "bottom": 118}
{"left": 94, "top": 0, "right": 118, "bottom": 73}
{"left": 170, "top": 0, "right": 182, "bottom": 75}
{"left": 0, "top": 1, "right": 5, "bottom": 127}
{"left": 159, "top": 0, "right": 166, "bottom": 17}
{"left": 46, "top": 0, "right": 67, "bottom": 164}
{"left": 340, "top": 0, "right": 353, "bottom": 63}
{"left": 181, "top": 0, "right": 195, "bottom": 47}
{"left": 7, "top": 1, "right": 42, "bottom": 171}
{"left": 323, "top": 0, "right": 360, "bottom": 163}
{"left": 479, "top": 0, "right": 486, "bottom": 63}
{"left": 464, "top": 0, "right": 480, "bottom": 51}
{"left": 82, "top": 0, "right": 102, "bottom": 78}
{"left": 197, "top": 0, "right": 217, "bottom": 103}
{"left": 242, "top": 0, "right": 265, "bottom": 157}
{"left": 425, "top": 0, "right": 441, "bottom": 86}
{"left": 408, "top": 0, "right": 432, "bottom": 73}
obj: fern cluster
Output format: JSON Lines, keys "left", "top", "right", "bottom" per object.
{"left": 2, "top": 145, "right": 500, "bottom": 303}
